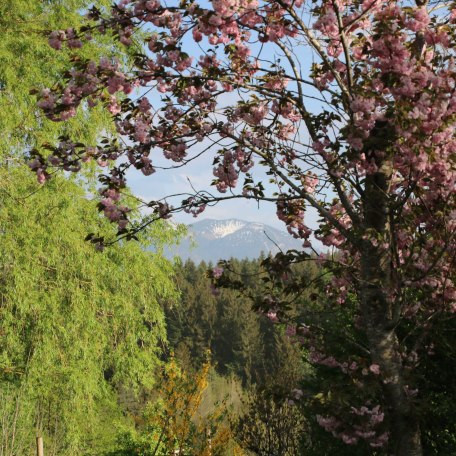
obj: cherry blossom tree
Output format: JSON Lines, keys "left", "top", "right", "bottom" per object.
{"left": 29, "top": 0, "right": 456, "bottom": 454}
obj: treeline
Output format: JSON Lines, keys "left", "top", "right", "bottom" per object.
{"left": 109, "top": 256, "right": 316, "bottom": 456}
{"left": 162, "top": 257, "right": 456, "bottom": 456}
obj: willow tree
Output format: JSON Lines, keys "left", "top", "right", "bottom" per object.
{"left": 30, "top": 1, "right": 455, "bottom": 454}
{"left": 0, "top": 167, "right": 179, "bottom": 455}
{"left": 0, "top": 4, "right": 182, "bottom": 453}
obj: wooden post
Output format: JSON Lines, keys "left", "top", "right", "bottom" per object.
{"left": 206, "top": 427, "right": 212, "bottom": 456}
{"left": 36, "top": 435, "right": 44, "bottom": 456}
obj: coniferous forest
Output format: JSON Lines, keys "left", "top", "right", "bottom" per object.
{"left": 1, "top": 1, "right": 456, "bottom": 455}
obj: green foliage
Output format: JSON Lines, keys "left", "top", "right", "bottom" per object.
{"left": 0, "top": 5, "right": 175, "bottom": 451}
{"left": 233, "top": 336, "right": 311, "bottom": 456}
{"left": 0, "top": 0, "right": 123, "bottom": 157}
{"left": 167, "top": 257, "right": 396, "bottom": 455}
{"left": 0, "top": 167, "right": 179, "bottom": 455}
{"left": 166, "top": 258, "right": 317, "bottom": 453}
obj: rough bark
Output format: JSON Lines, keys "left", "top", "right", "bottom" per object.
{"left": 360, "top": 149, "right": 422, "bottom": 456}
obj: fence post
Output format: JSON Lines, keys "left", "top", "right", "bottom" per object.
{"left": 36, "top": 436, "right": 44, "bottom": 456}
{"left": 207, "top": 427, "right": 212, "bottom": 456}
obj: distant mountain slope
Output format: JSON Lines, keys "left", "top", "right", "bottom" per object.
{"left": 164, "top": 218, "right": 305, "bottom": 263}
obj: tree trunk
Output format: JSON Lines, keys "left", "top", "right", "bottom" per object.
{"left": 360, "top": 150, "right": 422, "bottom": 456}
{"left": 360, "top": 292, "right": 422, "bottom": 456}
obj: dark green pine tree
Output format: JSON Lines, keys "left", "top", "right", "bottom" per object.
{"left": 213, "top": 286, "right": 262, "bottom": 384}
{"left": 165, "top": 260, "right": 218, "bottom": 371}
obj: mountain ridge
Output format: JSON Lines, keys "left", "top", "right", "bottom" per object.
{"left": 164, "top": 218, "right": 306, "bottom": 263}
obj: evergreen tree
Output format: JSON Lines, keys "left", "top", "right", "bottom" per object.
{"left": 213, "top": 287, "right": 262, "bottom": 384}
{"left": 166, "top": 260, "right": 218, "bottom": 370}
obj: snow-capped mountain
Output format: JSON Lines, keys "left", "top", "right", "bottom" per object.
{"left": 164, "top": 218, "right": 306, "bottom": 263}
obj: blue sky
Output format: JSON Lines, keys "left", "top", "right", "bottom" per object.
{"left": 126, "top": 5, "right": 325, "bottom": 235}
{"left": 128, "top": 147, "right": 322, "bottom": 234}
